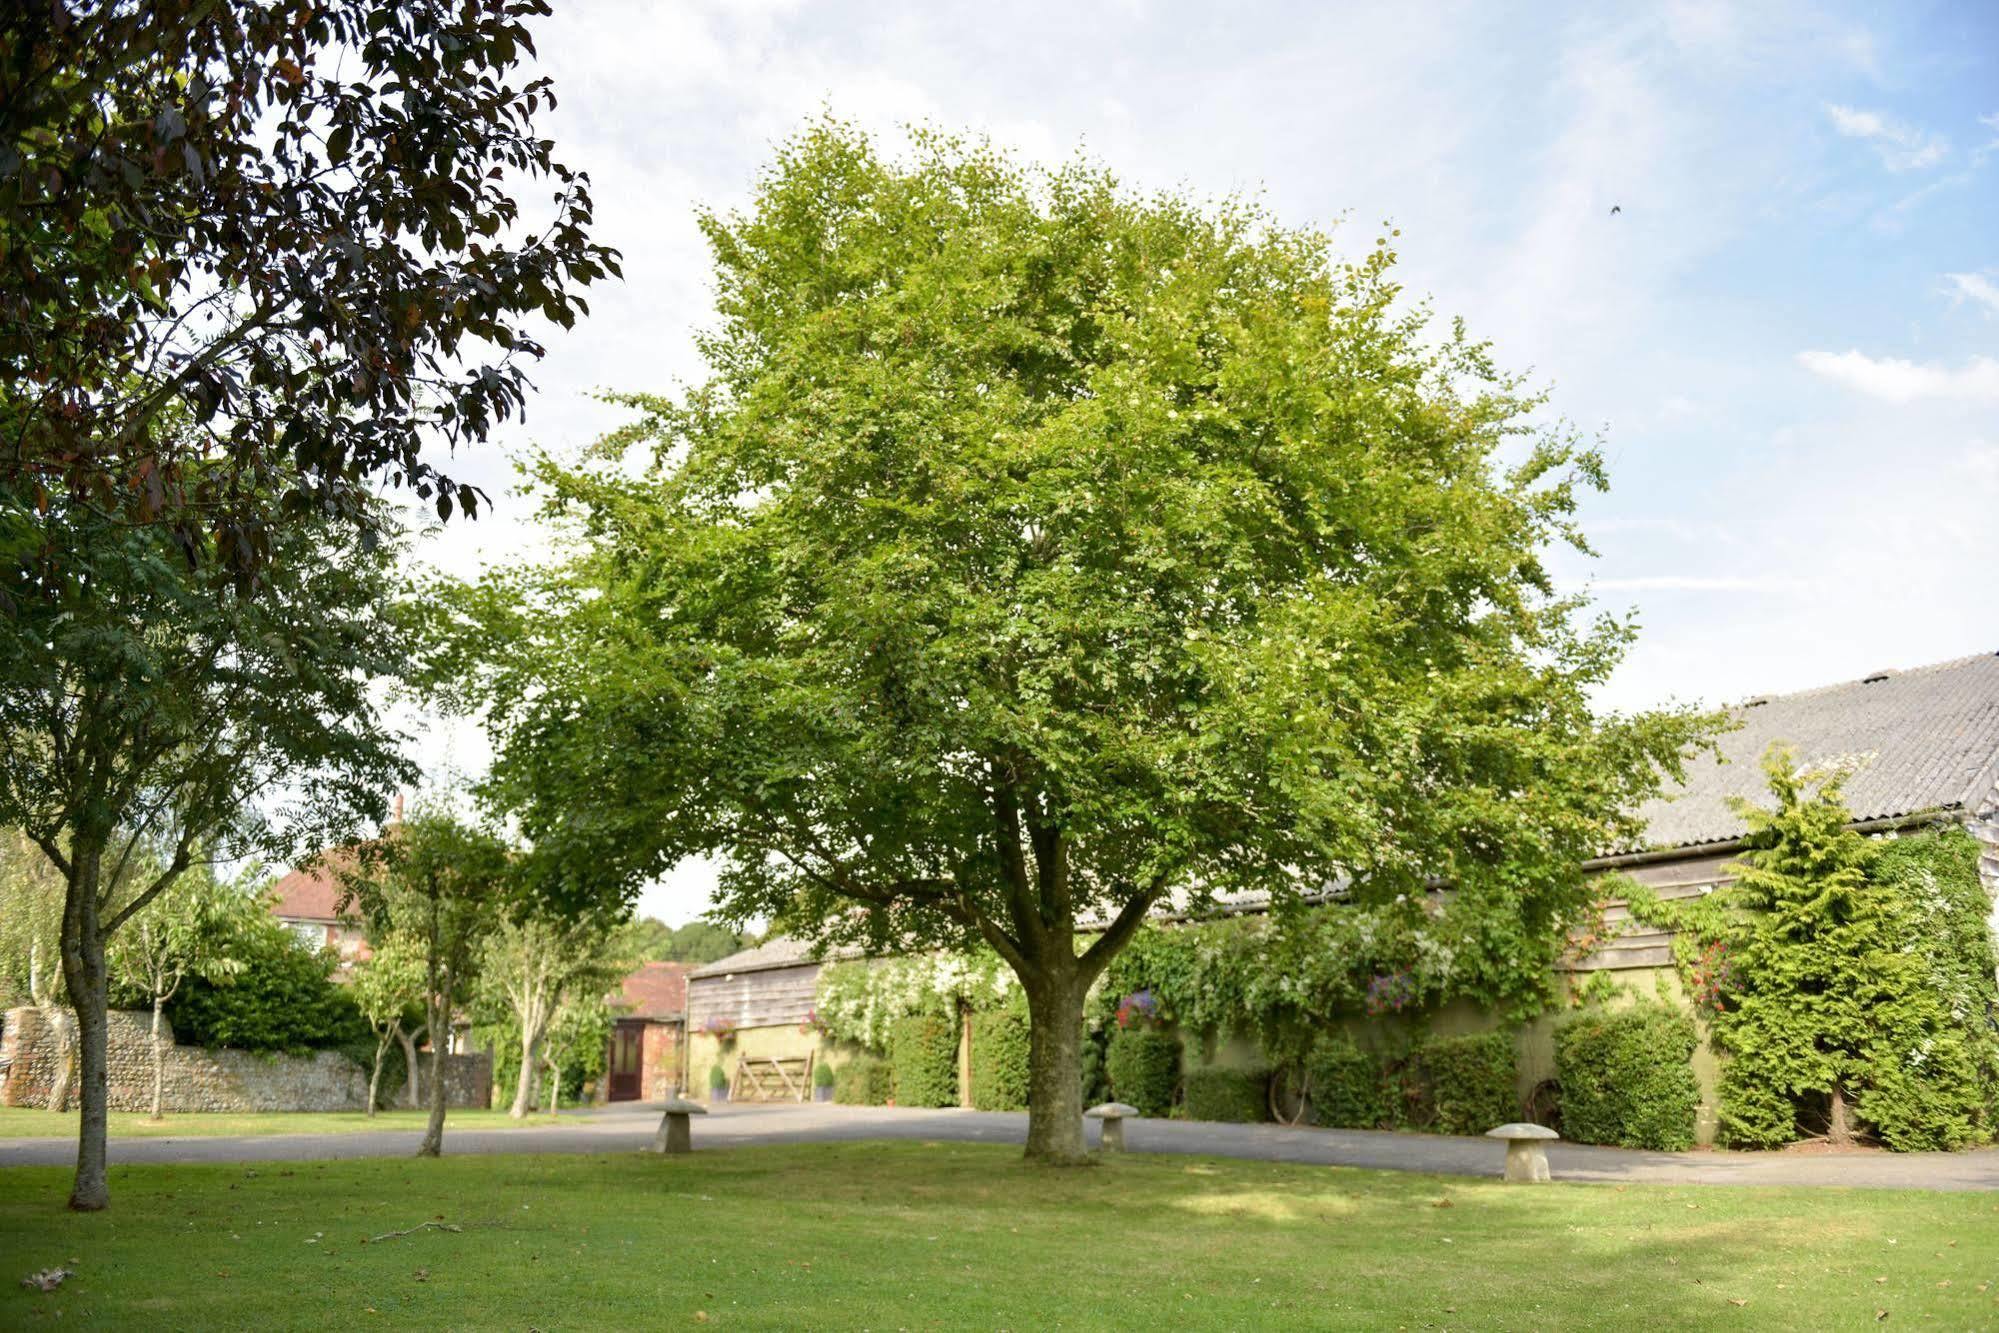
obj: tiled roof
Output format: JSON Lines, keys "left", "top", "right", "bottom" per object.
{"left": 267, "top": 851, "right": 359, "bottom": 923}
{"left": 1632, "top": 652, "right": 1999, "bottom": 851}
{"left": 613, "top": 961, "right": 691, "bottom": 1018}
{"left": 688, "top": 936, "right": 865, "bottom": 980}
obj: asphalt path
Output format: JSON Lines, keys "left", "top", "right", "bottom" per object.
{"left": 5, "top": 1102, "right": 1996, "bottom": 1189}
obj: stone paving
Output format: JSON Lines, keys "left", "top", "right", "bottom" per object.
{"left": 4, "top": 1101, "right": 1997, "bottom": 1189}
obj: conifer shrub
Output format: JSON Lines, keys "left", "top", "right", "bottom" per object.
{"left": 1626, "top": 750, "right": 1999, "bottom": 1151}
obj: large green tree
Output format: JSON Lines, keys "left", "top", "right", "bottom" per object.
{"left": 445, "top": 123, "right": 1710, "bottom": 1161}
{"left": 0, "top": 477, "right": 411, "bottom": 1209}
{"left": 0, "top": 0, "right": 616, "bottom": 576}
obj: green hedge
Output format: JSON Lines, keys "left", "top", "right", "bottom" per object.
{"left": 1305, "top": 1030, "right": 1517, "bottom": 1134}
{"left": 1305, "top": 1036, "right": 1395, "bottom": 1130}
{"left": 969, "top": 1003, "right": 1031, "bottom": 1111}
{"left": 1105, "top": 1028, "right": 1180, "bottom": 1117}
{"left": 168, "top": 915, "right": 367, "bottom": 1053}
{"left": 1406, "top": 1031, "right": 1518, "bottom": 1136}
{"left": 833, "top": 1054, "right": 894, "bottom": 1105}
{"left": 1183, "top": 1066, "right": 1268, "bottom": 1123}
{"left": 889, "top": 1009, "right": 960, "bottom": 1108}
{"left": 1555, "top": 1004, "right": 1700, "bottom": 1151}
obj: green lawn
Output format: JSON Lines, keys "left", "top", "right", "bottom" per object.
{"left": 0, "top": 1107, "right": 564, "bottom": 1139}
{"left": 3, "top": 1144, "right": 1996, "bottom": 1329}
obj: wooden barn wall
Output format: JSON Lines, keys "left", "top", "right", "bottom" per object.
{"left": 688, "top": 962, "right": 824, "bottom": 1032}
{"left": 1567, "top": 852, "right": 1734, "bottom": 972}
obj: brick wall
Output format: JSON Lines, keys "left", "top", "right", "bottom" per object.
{"left": 0, "top": 1006, "right": 489, "bottom": 1113}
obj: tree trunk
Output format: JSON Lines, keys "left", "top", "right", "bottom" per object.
{"left": 148, "top": 996, "right": 166, "bottom": 1122}
{"left": 396, "top": 1026, "right": 422, "bottom": 1109}
{"left": 1022, "top": 969, "right": 1088, "bottom": 1164}
{"left": 548, "top": 1063, "right": 562, "bottom": 1115}
{"left": 418, "top": 995, "right": 449, "bottom": 1157}
{"left": 58, "top": 842, "right": 112, "bottom": 1210}
{"left": 367, "top": 1022, "right": 396, "bottom": 1118}
{"left": 1828, "top": 1081, "right": 1852, "bottom": 1146}
{"left": 509, "top": 1006, "right": 546, "bottom": 1118}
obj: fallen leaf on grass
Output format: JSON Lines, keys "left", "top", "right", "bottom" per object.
{"left": 1432, "top": 1198, "right": 1454, "bottom": 1209}
{"left": 1728, "top": 1298, "right": 1747, "bottom": 1307}
{"left": 20, "top": 1268, "right": 72, "bottom": 1293}
{"left": 1875, "top": 1310, "right": 1888, "bottom": 1321}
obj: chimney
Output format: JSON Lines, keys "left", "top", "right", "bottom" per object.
{"left": 391, "top": 791, "right": 405, "bottom": 824}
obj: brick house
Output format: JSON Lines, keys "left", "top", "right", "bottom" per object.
{"left": 267, "top": 853, "right": 372, "bottom": 973}
{"left": 605, "top": 961, "right": 691, "bottom": 1102}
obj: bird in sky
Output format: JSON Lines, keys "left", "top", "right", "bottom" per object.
{"left": 1610, "top": 205, "right": 1623, "bottom": 215}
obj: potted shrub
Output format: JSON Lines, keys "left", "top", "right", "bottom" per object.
{"left": 708, "top": 1062, "right": 730, "bottom": 1103}
{"left": 813, "top": 1060, "right": 835, "bottom": 1102}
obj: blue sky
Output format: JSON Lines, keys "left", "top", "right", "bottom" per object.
{"left": 408, "top": 1, "right": 1999, "bottom": 923}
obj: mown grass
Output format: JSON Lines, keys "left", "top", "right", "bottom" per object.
{"left": 0, "top": 1107, "right": 565, "bottom": 1139}
{"left": 2, "top": 1142, "right": 1995, "bottom": 1329}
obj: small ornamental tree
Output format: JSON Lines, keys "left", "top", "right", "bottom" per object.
{"left": 349, "top": 931, "right": 429, "bottom": 1116}
{"left": 0, "top": 475, "right": 411, "bottom": 1211}
{"left": 1629, "top": 746, "right": 1999, "bottom": 1149}
{"left": 337, "top": 808, "right": 508, "bottom": 1156}
{"left": 106, "top": 863, "right": 246, "bottom": 1120}
{"left": 440, "top": 122, "right": 1712, "bottom": 1161}
{"left": 477, "top": 902, "right": 624, "bottom": 1118}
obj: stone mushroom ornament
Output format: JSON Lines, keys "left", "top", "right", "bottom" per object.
{"left": 1486, "top": 1122, "right": 1558, "bottom": 1182}
{"left": 1085, "top": 1101, "right": 1139, "bottom": 1153}
{"left": 651, "top": 1095, "right": 708, "bottom": 1155}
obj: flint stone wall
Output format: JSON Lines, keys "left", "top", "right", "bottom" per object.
{"left": 0, "top": 1007, "right": 487, "bottom": 1113}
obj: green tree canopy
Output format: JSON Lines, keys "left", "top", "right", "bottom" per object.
{"left": 0, "top": 0, "right": 616, "bottom": 573}
{"left": 0, "top": 467, "right": 412, "bottom": 1208}
{"left": 440, "top": 121, "right": 1712, "bottom": 1160}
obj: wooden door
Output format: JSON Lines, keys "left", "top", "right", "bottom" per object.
{"left": 608, "top": 1020, "right": 644, "bottom": 1101}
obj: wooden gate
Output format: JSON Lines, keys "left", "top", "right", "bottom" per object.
{"left": 730, "top": 1052, "right": 815, "bottom": 1102}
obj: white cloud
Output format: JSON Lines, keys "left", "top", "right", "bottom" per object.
{"left": 1966, "top": 441, "right": 1999, "bottom": 490}
{"left": 1824, "top": 102, "right": 1949, "bottom": 170}
{"left": 1796, "top": 349, "right": 1999, "bottom": 403}
{"left": 1945, "top": 271, "right": 1999, "bottom": 314}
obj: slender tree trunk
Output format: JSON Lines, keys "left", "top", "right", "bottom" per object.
{"left": 1022, "top": 966, "right": 1088, "bottom": 1164}
{"left": 418, "top": 993, "right": 449, "bottom": 1157}
{"left": 396, "top": 1026, "right": 422, "bottom": 1109}
{"left": 1828, "top": 1081, "right": 1852, "bottom": 1147}
{"left": 548, "top": 1062, "right": 562, "bottom": 1115}
{"left": 148, "top": 996, "right": 166, "bottom": 1122}
{"left": 58, "top": 840, "right": 112, "bottom": 1211}
{"left": 509, "top": 1001, "right": 547, "bottom": 1118}
{"left": 367, "top": 1021, "right": 397, "bottom": 1118}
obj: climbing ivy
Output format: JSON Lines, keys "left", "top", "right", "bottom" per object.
{"left": 814, "top": 950, "right": 1015, "bottom": 1051}
{"left": 1626, "top": 746, "right": 1999, "bottom": 1151}
{"left": 1091, "top": 894, "right": 1569, "bottom": 1062}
